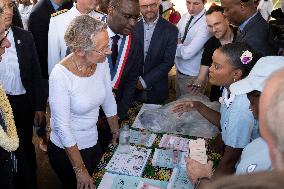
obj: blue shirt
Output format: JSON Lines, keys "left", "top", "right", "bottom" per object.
{"left": 220, "top": 92, "right": 255, "bottom": 148}
{"left": 251, "top": 119, "right": 260, "bottom": 140}
{"left": 239, "top": 12, "right": 258, "bottom": 31}
{"left": 235, "top": 137, "right": 271, "bottom": 175}
{"left": 50, "top": 0, "right": 61, "bottom": 11}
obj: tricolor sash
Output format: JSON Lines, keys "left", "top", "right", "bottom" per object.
{"left": 108, "top": 34, "right": 132, "bottom": 89}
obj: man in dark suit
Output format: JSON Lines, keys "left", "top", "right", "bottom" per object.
{"left": 0, "top": 6, "right": 15, "bottom": 189}
{"left": 1, "top": 0, "right": 46, "bottom": 188}
{"left": 98, "top": 0, "right": 142, "bottom": 151}
{"left": 28, "top": 0, "right": 73, "bottom": 79}
{"left": 133, "top": 0, "right": 178, "bottom": 104}
{"left": 221, "top": 0, "right": 276, "bottom": 56}
{"left": 107, "top": 0, "right": 142, "bottom": 120}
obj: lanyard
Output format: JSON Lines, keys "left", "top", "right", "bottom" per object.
{"left": 184, "top": 11, "right": 206, "bottom": 34}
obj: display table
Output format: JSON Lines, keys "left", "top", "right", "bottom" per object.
{"left": 92, "top": 103, "right": 221, "bottom": 188}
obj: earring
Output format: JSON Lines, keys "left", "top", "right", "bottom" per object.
{"left": 233, "top": 78, "right": 236, "bottom": 82}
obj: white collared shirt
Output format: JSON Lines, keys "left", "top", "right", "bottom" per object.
{"left": 107, "top": 26, "right": 123, "bottom": 52}
{"left": 142, "top": 15, "right": 159, "bottom": 60}
{"left": 175, "top": 9, "right": 211, "bottom": 76}
{"left": 0, "top": 28, "right": 26, "bottom": 95}
{"left": 48, "top": 5, "right": 106, "bottom": 75}
{"left": 257, "top": 0, "right": 273, "bottom": 21}
{"left": 18, "top": 4, "right": 33, "bottom": 30}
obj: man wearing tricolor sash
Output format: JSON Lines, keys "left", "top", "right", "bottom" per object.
{"left": 106, "top": 0, "right": 142, "bottom": 120}
{"left": 98, "top": 0, "right": 143, "bottom": 150}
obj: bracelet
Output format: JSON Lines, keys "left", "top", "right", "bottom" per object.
{"left": 73, "top": 166, "right": 85, "bottom": 175}
{"left": 194, "top": 177, "right": 211, "bottom": 189}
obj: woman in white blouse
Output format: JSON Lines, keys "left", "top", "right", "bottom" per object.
{"left": 48, "top": 15, "right": 120, "bottom": 189}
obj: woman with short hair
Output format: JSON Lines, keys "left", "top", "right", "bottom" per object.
{"left": 48, "top": 15, "right": 120, "bottom": 189}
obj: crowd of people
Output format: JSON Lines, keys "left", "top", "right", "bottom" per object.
{"left": 0, "top": 0, "right": 283, "bottom": 189}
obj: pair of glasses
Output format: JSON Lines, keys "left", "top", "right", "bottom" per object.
{"left": 0, "top": 30, "right": 9, "bottom": 48}
{"left": 93, "top": 49, "right": 109, "bottom": 56}
{"left": 140, "top": 3, "right": 158, "bottom": 10}
{"left": 91, "top": 45, "right": 111, "bottom": 56}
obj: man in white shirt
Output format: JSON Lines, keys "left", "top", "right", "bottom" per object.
{"left": 1, "top": 0, "right": 46, "bottom": 188}
{"left": 48, "top": 0, "right": 106, "bottom": 75}
{"left": 175, "top": 0, "right": 210, "bottom": 97}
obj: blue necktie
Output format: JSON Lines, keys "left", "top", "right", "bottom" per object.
{"left": 111, "top": 35, "right": 120, "bottom": 67}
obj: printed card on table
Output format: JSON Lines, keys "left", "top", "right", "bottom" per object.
{"left": 130, "top": 129, "right": 157, "bottom": 147}
{"left": 132, "top": 104, "right": 162, "bottom": 129}
{"left": 152, "top": 148, "right": 189, "bottom": 169}
{"left": 98, "top": 172, "right": 168, "bottom": 189}
{"left": 189, "top": 138, "right": 207, "bottom": 164}
{"left": 136, "top": 181, "right": 163, "bottom": 189}
{"left": 167, "top": 168, "right": 193, "bottom": 189}
{"left": 159, "top": 134, "right": 190, "bottom": 151}
{"left": 105, "top": 146, "right": 152, "bottom": 177}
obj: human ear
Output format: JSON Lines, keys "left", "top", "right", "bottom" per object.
{"left": 233, "top": 69, "right": 243, "bottom": 81}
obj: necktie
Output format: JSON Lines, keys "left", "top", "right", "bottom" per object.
{"left": 111, "top": 35, "right": 121, "bottom": 67}
{"left": 181, "top": 16, "right": 194, "bottom": 43}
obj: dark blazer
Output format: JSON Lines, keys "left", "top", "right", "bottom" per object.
{"left": 28, "top": 0, "right": 73, "bottom": 79}
{"left": 114, "top": 31, "right": 143, "bottom": 120}
{"left": 11, "top": 26, "right": 45, "bottom": 111}
{"left": 133, "top": 17, "right": 178, "bottom": 104}
{"left": 235, "top": 12, "right": 276, "bottom": 56}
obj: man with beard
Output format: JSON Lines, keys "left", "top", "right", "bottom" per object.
{"left": 133, "top": 0, "right": 178, "bottom": 104}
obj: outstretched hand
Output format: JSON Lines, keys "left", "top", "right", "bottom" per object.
{"left": 172, "top": 100, "right": 200, "bottom": 116}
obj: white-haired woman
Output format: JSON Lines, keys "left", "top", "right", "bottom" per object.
{"left": 48, "top": 15, "right": 119, "bottom": 189}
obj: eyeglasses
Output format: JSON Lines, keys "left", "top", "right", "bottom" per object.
{"left": 140, "top": 3, "right": 158, "bottom": 10}
{"left": 87, "top": 45, "right": 111, "bottom": 56}
{"left": 0, "top": 30, "right": 9, "bottom": 48}
{"left": 116, "top": 8, "right": 141, "bottom": 22}
{"left": 93, "top": 49, "right": 109, "bottom": 56}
